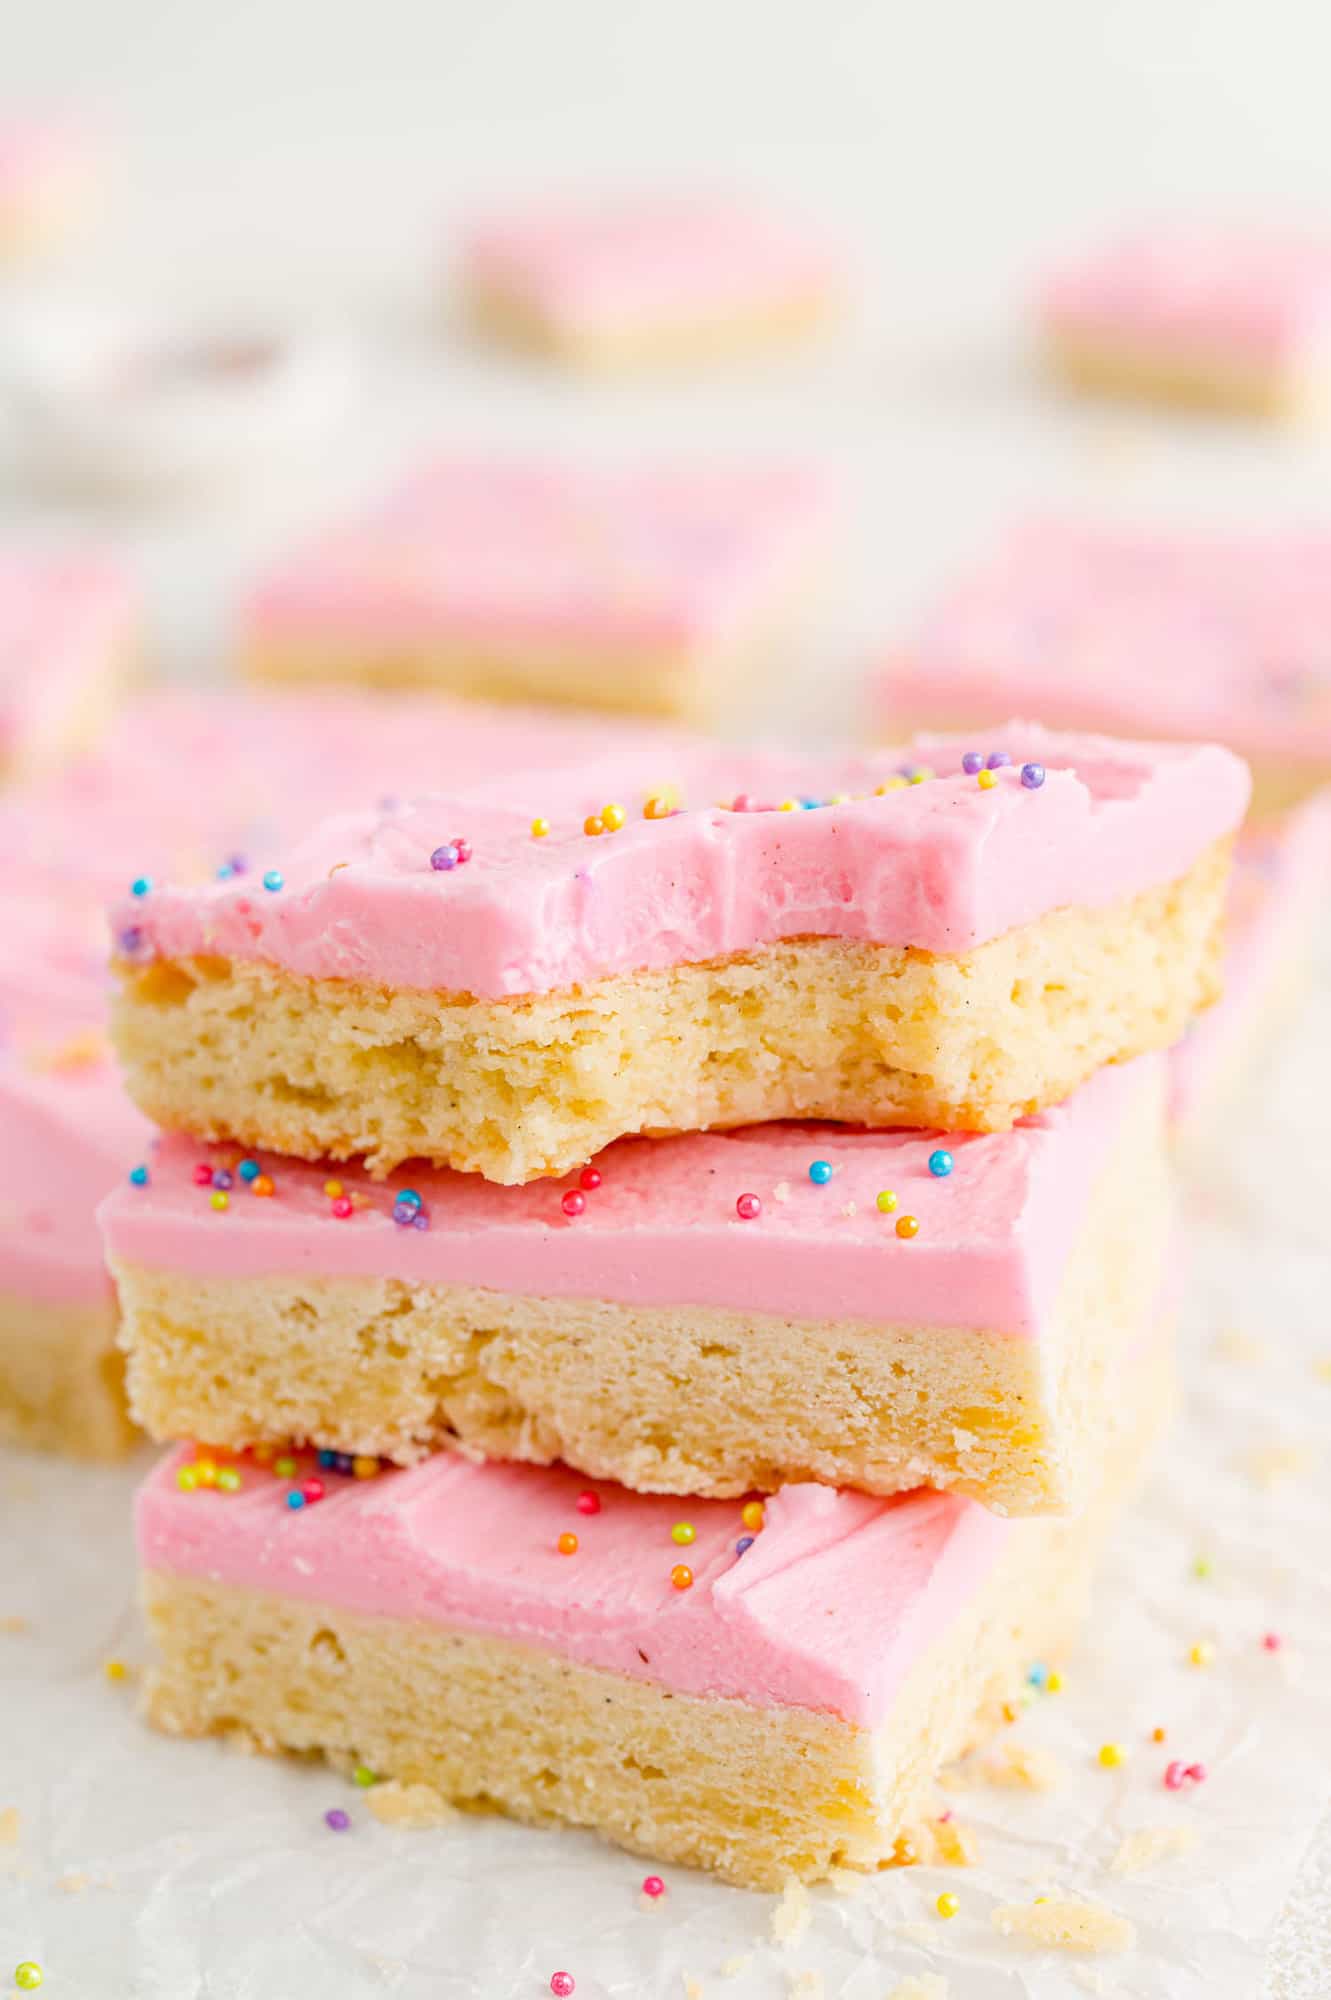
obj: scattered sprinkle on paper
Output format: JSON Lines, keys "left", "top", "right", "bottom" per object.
{"left": 771, "top": 1876, "right": 811, "bottom": 1948}
{"left": 365, "top": 1780, "right": 455, "bottom": 1829}
{"left": 992, "top": 1896, "right": 1135, "bottom": 1954}
{"left": 1111, "top": 1824, "right": 1198, "bottom": 1874}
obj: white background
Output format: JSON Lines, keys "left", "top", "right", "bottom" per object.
{"left": 2, "top": 4, "right": 1330, "bottom": 1995}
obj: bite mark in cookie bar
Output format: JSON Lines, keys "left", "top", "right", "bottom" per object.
{"left": 108, "top": 727, "right": 1249, "bottom": 1179}
{"left": 0, "top": 549, "right": 136, "bottom": 781}
{"left": 459, "top": 196, "right": 844, "bottom": 368}
{"left": 876, "top": 523, "right": 1331, "bottom": 814}
{"left": 103, "top": 1058, "right": 1168, "bottom": 1513}
{"left": 137, "top": 1337, "right": 1168, "bottom": 1888}
{"left": 1038, "top": 224, "right": 1331, "bottom": 420}
{"left": 240, "top": 457, "right": 833, "bottom": 721}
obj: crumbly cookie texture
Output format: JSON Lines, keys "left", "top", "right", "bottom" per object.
{"left": 0, "top": 1292, "right": 136, "bottom": 1460}
{"left": 109, "top": 1062, "right": 1168, "bottom": 1512}
{"left": 991, "top": 1895, "right": 1136, "bottom": 1954}
{"left": 112, "top": 837, "right": 1230, "bottom": 1181}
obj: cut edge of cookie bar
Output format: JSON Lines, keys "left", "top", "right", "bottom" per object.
{"left": 0, "top": 1288, "right": 137, "bottom": 1460}
{"left": 111, "top": 834, "right": 1231, "bottom": 1183}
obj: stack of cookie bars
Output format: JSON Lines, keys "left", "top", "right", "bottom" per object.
{"left": 102, "top": 721, "right": 1249, "bottom": 1887}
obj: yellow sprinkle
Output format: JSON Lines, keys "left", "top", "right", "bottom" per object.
{"left": 741, "top": 1501, "right": 765, "bottom": 1532}
{"left": 1045, "top": 1670, "right": 1063, "bottom": 1693}
{"left": 530, "top": 817, "right": 550, "bottom": 839}
{"left": 210, "top": 1190, "right": 229, "bottom": 1211}
{"left": 875, "top": 777, "right": 909, "bottom": 793}
{"left": 828, "top": 791, "right": 851, "bottom": 804}
{"left": 909, "top": 767, "right": 933, "bottom": 784}
{"left": 671, "top": 1522, "right": 696, "bottom": 1546}
{"left": 875, "top": 1190, "right": 899, "bottom": 1213}
{"left": 194, "top": 1458, "right": 218, "bottom": 1488}
{"left": 779, "top": 798, "right": 799, "bottom": 812}
{"left": 1189, "top": 1640, "right": 1215, "bottom": 1668}
{"left": 176, "top": 1465, "right": 200, "bottom": 1492}
{"left": 323, "top": 1179, "right": 344, "bottom": 1199}
{"left": 1192, "top": 1554, "right": 1213, "bottom": 1579}
{"left": 600, "top": 802, "right": 626, "bottom": 832}
{"left": 103, "top": 1659, "right": 128, "bottom": 1682}
{"left": 1097, "top": 1742, "right": 1124, "bottom": 1768}
{"left": 936, "top": 1892, "right": 959, "bottom": 1919}
{"left": 216, "top": 1468, "right": 242, "bottom": 1493}
{"left": 977, "top": 768, "right": 997, "bottom": 790}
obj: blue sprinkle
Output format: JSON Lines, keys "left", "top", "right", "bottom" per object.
{"left": 927, "top": 1149, "right": 953, "bottom": 1179}
{"left": 216, "top": 862, "right": 234, "bottom": 880}
{"left": 262, "top": 869, "right": 284, "bottom": 893}
{"left": 735, "top": 1535, "right": 755, "bottom": 1556}
{"left": 395, "top": 1189, "right": 422, "bottom": 1209}
{"left": 128, "top": 1164, "right": 150, "bottom": 1187}
{"left": 1026, "top": 1661, "right": 1048, "bottom": 1690}
{"left": 808, "top": 1159, "right": 833, "bottom": 1185}
{"left": 285, "top": 1490, "right": 306, "bottom": 1511}
{"left": 130, "top": 876, "right": 152, "bottom": 898}
{"left": 316, "top": 1449, "right": 336, "bottom": 1469}
{"left": 237, "top": 1159, "right": 260, "bottom": 1184}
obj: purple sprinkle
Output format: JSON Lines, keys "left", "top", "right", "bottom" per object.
{"left": 324, "top": 1808, "right": 351, "bottom": 1832}
{"left": 961, "top": 751, "right": 984, "bottom": 775}
{"left": 225, "top": 853, "right": 247, "bottom": 876}
{"left": 411, "top": 1211, "right": 430, "bottom": 1231}
{"left": 735, "top": 1535, "right": 755, "bottom": 1556}
{"left": 430, "top": 844, "right": 459, "bottom": 872}
{"left": 211, "top": 1169, "right": 233, "bottom": 1191}
{"left": 392, "top": 1202, "right": 416, "bottom": 1227}
{"left": 1020, "top": 762, "right": 1046, "bottom": 790}
{"left": 985, "top": 750, "right": 1011, "bottom": 770}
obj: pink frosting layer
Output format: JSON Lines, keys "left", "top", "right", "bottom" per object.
{"left": 101, "top": 1055, "right": 1159, "bottom": 1340}
{"left": 880, "top": 521, "right": 1331, "bottom": 768}
{"left": 3, "top": 690, "right": 675, "bottom": 1306}
{"left": 136, "top": 1444, "right": 1014, "bottom": 1725}
{"left": 241, "top": 457, "right": 833, "bottom": 655}
{"left": 109, "top": 725, "right": 1250, "bottom": 998}
{"left": 0, "top": 550, "right": 135, "bottom": 762}
{"left": 1039, "top": 224, "right": 1331, "bottom": 365}
{"left": 1170, "top": 793, "right": 1331, "bottom": 1126}
{"left": 462, "top": 195, "right": 843, "bottom": 333}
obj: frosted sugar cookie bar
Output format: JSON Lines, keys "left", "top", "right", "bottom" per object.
{"left": 1038, "top": 223, "right": 1331, "bottom": 419}
{"left": 239, "top": 456, "right": 831, "bottom": 721}
{"left": 136, "top": 1326, "right": 1167, "bottom": 1889}
{"left": 875, "top": 520, "right": 1331, "bottom": 815}
{"left": 103, "top": 1057, "right": 1167, "bottom": 1514}
{"left": 460, "top": 194, "right": 843, "bottom": 368}
{"left": 0, "top": 549, "right": 135, "bottom": 781}
{"left": 109, "top": 726, "right": 1249, "bottom": 1181}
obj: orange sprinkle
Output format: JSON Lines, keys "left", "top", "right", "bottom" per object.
{"left": 583, "top": 814, "right": 605, "bottom": 837}
{"left": 895, "top": 1214, "right": 920, "bottom": 1239}
{"left": 352, "top": 1456, "right": 380, "bottom": 1479}
{"left": 643, "top": 795, "right": 673, "bottom": 820}
{"left": 740, "top": 1501, "right": 765, "bottom": 1533}
{"left": 670, "top": 1564, "right": 694, "bottom": 1591}
{"left": 1151, "top": 1726, "right": 1167, "bottom": 1743}
{"left": 251, "top": 1173, "right": 275, "bottom": 1197}
{"left": 323, "top": 1180, "right": 344, "bottom": 1200}
{"left": 557, "top": 1531, "right": 579, "bottom": 1556}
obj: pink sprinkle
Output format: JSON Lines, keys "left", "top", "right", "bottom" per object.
{"left": 1164, "top": 1760, "right": 1187, "bottom": 1791}
{"left": 1262, "top": 1632, "right": 1283, "bottom": 1651}
{"left": 736, "top": 1192, "right": 762, "bottom": 1221}
{"left": 193, "top": 1163, "right": 213, "bottom": 1186}
{"left": 331, "top": 1196, "right": 354, "bottom": 1219}
{"left": 642, "top": 1874, "right": 665, "bottom": 1899}
{"left": 550, "top": 1977, "right": 575, "bottom": 1998}
{"left": 579, "top": 1166, "right": 603, "bottom": 1192}
{"left": 576, "top": 1491, "right": 601, "bottom": 1516}
{"left": 731, "top": 793, "right": 757, "bottom": 812}
{"left": 561, "top": 1190, "right": 586, "bottom": 1219}
{"left": 301, "top": 1478, "right": 325, "bottom": 1505}
{"left": 1185, "top": 1762, "right": 1207, "bottom": 1784}
{"left": 451, "top": 836, "right": 472, "bottom": 864}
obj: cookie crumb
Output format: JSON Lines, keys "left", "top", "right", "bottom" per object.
{"left": 1213, "top": 1329, "right": 1265, "bottom": 1365}
{"left": 1243, "top": 1442, "right": 1310, "bottom": 1489}
{"left": 683, "top": 1977, "right": 705, "bottom": 2000}
{"left": 0, "top": 1616, "right": 29, "bottom": 1634}
{"left": 992, "top": 1896, "right": 1135, "bottom": 1953}
{"left": 888, "top": 1977, "right": 949, "bottom": 2000}
{"left": 771, "top": 1875, "right": 811, "bottom": 1948}
{"left": 365, "top": 1780, "right": 455, "bottom": 1829}
{"left": 1111, "top": 1825, "right": 1198, "bottom": 1875}
{"left": 788, "top": 1974, "right": 824, "bottom": 1999}
{"left": 0, "top": 1808, "right": 19, "bottom": 1846}
{"left": 720, "top": 1956, "right": 752, "bottom": 1979}
{"left": 978, "top": 1743, "right": 1062, "bottom": 1791}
